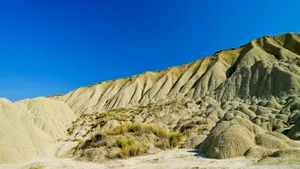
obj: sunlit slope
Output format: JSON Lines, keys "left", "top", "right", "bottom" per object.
{"left": 0, "top": 97, "right": 75, "bottom": 163}
{"left": 51, "top": 33, "right": 300, "bottom": 115}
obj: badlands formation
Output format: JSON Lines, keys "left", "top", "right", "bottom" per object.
{"left": 2, "top": 32, "right": 300, "bottom": 168}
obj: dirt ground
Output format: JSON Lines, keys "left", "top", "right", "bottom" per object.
{"left": 1, "top": 142, "right": 300, "bottom": 169}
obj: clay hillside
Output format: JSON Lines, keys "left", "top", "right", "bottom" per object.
{"left": 2, "top": 32, "right": 300, "bottom": 168}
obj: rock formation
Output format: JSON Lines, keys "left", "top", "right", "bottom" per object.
{"left": 199, "top": 118, "right": 300, "bottom": 159}
{"left": 51, "top": 33, "right": 300, "bottom": 115}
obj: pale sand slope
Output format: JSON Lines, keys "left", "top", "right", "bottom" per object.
{"left": 2, "top": 142, "right": 300, "bottom": 169}
{"left": 0, "top": 145, "right": 253, "bottom": 169}
{"left": 0, "top": 97, "right": 75, "bottom": 163}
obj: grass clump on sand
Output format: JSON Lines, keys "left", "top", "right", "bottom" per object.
{"left": 73, "top": 122, "right": 183, "bottom": 161}
{"left": 115, "top": 137, "right": 149, "bottom": 159}
{"left": 104, "top": 122, "right": 183, "bottom": 150}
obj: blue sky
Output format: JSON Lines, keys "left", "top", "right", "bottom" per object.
{"left": 0, "top": 0, "right": 299, "bottom": 101}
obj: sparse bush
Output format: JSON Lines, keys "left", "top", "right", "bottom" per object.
{"left": 105, "top": 122, "right": 169, "bottom": 137}
{"left": 79, "top": 132, "right": 107, "bottom": 149}
{"left": 106, "top": 123, "right": 182, "bottom": 150}
{"left": 96, "top": 108, "right": 140, "bottom": 122}
{"left": 75, "top": 122, "right": 182, "bottom": 160}
{"left": 115, "top": 136, "right": 128, "bottom": 148}
{"left": 156, "top": 132, "right": 182, "bottom": 149}
{"left": 168, "top": 132, "right": 183, "bottom": 147}
{"left": 116, "top": 137, "right": 148, "bottom": 159}
{"left": 156, "top": 138, "right": 170, "bottom": 150}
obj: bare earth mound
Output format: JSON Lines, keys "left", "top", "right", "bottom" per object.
{"left": 0, "top": 97, "right": 75, "bottom": 163}
{"left": 199, "top": 117, "right": 300, "bottom": 161}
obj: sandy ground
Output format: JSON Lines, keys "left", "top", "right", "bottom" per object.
{"left": 0, "top": 149, "right": 253, "bottom": 169}
{"left": 1, "top": 142, "right": 300, "bottom": 169}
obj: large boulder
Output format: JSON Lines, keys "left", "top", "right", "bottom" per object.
{"left": 199, "top": 118, "right": 300, "bottom": 159}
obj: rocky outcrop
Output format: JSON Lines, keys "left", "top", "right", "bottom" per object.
{"left": 199, "top": 118, "right": 300, "bottom": 159}
{"left": 66, "top": 100, "right": 201, "bottom": 140}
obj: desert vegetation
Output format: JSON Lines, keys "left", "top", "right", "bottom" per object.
{"left": 106, "top": 123, "right": 182, "bottom": 150}
{"left": 70, "top": 122, "right": 183, "bottom": 161}
{"left": 115, "top": 136, "right": 148, "bottom": 158}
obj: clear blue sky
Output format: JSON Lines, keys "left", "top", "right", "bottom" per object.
{"left": 0, "top": 0, "right": 299, "bottom": 101}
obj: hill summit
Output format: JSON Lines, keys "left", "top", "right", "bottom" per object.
{"left": 52, "top": 32, "right": 300, "bottom": 115}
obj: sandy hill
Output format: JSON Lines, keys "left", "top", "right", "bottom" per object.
{"left": 48, "top": 33, "right": 300, "bottom": 166}
{"left": 51, "top": 32, "right": 300, "bottom": 115}
{"left": 0, "top": 97, "right": 75, "bottom": 163}
{"left": 50, "top": 33, "right": 300, "bottom": 143}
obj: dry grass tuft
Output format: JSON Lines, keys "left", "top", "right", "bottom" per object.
{"left": 115, "top": 137, "right": 148, "bottom": 158}
{"left": 105, "top": 122, "right": 182, "bottom": 150}
{"left": 75, "top": 122, "right": 183, "bottom": 160}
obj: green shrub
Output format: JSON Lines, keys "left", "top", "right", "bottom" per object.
{"left": 115, "top": 136, "right": 128, "bottom": 148}
{"left": 156, "top": 132, "right": 182, "bottom": 149}
{"left": 116, "top": 137, "right": 148, "bottom": 159}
